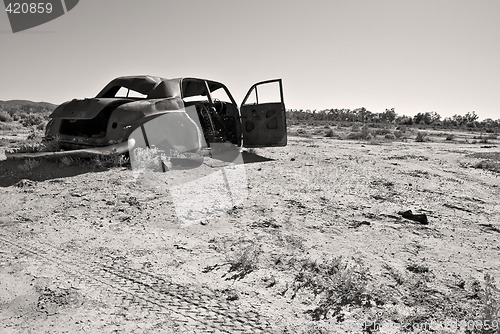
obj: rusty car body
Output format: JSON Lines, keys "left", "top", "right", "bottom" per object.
{"left": 7, "top": 75, "right": 287, "bottom": 160}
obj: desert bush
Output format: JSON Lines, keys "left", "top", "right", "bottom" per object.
{"left": 396, "top": 125, "right": 407, "bottom": 132}
{"left": 36, "top": 122, "right": 46, "bottom": 131}
{"left": 10, "top": 142, "right": 44, "bottom": 154}
{"left": 347, "top": 131, "right": 369, "bottom": 140}
{"left": 0, "top": 111, "right": 12, "bottom": 122}
{"left": 384, "top": 133, "right": 396, "bottom": 140}
{"left": 468, "top": 152, "right": 500, "bottom": 161}
{"left": 20, "top": 113, "right": 45, "bottom": 127}
{"left": 324, "top": 128, "right": 335, "bottom": 137}
{"left": 478, "top": 273, "right": 500, "bottom": 331}
{"left": 90, "top": 154, "right": 129, "bottom": 169}
{"left": 373, "top": 128, "right": 392, "bottom": 136}
{"left": 415, "top": 131, "right": 428, "bottom": 142}
{"left": 472, "top": 160, "right": 500, "bottom": 173}
{"left": 9, "top": 136, "right": 60, "bottom": 154}
{"left": 223, "top": 244, "right": 262, "bottom": 281}
{"left": 347, "top": 125, "right": 371, "bottom": 140}
{"left": 393, "top": 130, "right": 403, "bottom": 139}
{"left": 0, "top": 123, "right": 14, "bottom": 131}
{"left": 286, "top": 256, "right": 374, "bottom": 321}
{"left": 131, "top": 146, "right": 166, "bottom": 172}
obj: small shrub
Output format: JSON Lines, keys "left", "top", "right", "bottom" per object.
{"left": 223, "top": 244, "right": 261, "bottom": 280}
{"left": 479, "top": 273, "right": 499, "bottom": 329}
{"left": 286, "top": 257, "right": 374, "bottom": 321}
{"left": 0, "top": 123, "right": 14, "bottom": 131}
{"left": 347, "top": 126, "right": 371, "bottom": 140}
{"left": 20, "top": 114, "right": 45, "bottom": 127}
{"left": 374, "top": 129, "right": 391, "bottom": 136}
{"left": 36, "top": 122, "right": 46, "bottom": 131}
{"left": 90, "top": 154, "right": 129, "bottom": 168}
{"left": 487, "top": 134, "right": 498, "bottom": 140}
{"left": 397, "top": 125, "right": 407, "bottom": 133}
{"left": 415, "top": 131, "right": 428, "bottom": 142}
{"left": 9, "top": 136, "right": 60, "bottom": 154}
{"left": 393, "top": 130, "right": 403, "bottom": 139}
{"left": 324, "top": 128, "right": 335, "bottom": 137}
{"left": 473, "top": 160, "right": 500, "bottom": 173}
{"left": 0, "top": 111, "right": 12, "bottom": 122}
{"left": 130, "top": 146, "right": 166, "bottom": 172}
{"left": 384, "top": 133, "right": 396, "bottom": 140}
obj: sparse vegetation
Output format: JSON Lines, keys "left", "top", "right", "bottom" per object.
{"left": 284, "top": 256, "right": 375, "bottom": 321}
{"left": 224, "top": 244, "right": 261, "bottom": 281}
{"left": 472, "top": 160, "right": 500, "bottom": 174}
{"left": 90, "top": 154, "right": 129, "bottom": 169}
{"left": 415, "top": 131, "right": 428, "bottom": 142}
{"left": 7, "top": 135, "right": 59, "bottom": 154}
{"left": 478, "top": 273, "right": 500, "bottom": 333}
{"left": 130, "top": 146, "right": 167, "bottom": 172}
{"left": 347, "top": 125, "right": 372, "bottom": 140}
{"left": 324, "top": 128, "right": 335, "bottom": 137}
{"left": 0, "top": 111, "right": 13, "bottom": 122}
{"left": 20, "top": 113, "right": 45, "bottom": 127}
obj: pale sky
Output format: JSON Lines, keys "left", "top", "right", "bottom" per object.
{"left": 1, "top": 0, "right": 499, "bottom": 120}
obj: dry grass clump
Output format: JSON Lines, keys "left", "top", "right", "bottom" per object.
{"left": 373, "top": 128, "right": 392, "bottom": 136}
{"left": 130, "top": 146, "right": 167, "bottom": 172}
{"left": 284, "top": 256, "right": 376, "bottom": 321}
{"left": 59, "top": 154, "right": 129, "bottom": 169}
{"left": 347, "top": 126, "right": 372, "bottom": 140}
{"left": 478, "top": 273, "right": 500, "bottom": 332}
{"left": 203, "top": 242, "right": 262, "bottom": 281}
{"left": 415, "top": 131, "right": 428, "bottom": 142}
{"left": 324, "top": 128, "right": 335, "bottom": 138}
{"left": 223, "top": 244, "right": 262, "bottom": 281}
{"left": 0, "top": 111, "right": 13, "bottom": 122}
{"left": 384, "top": 133, "right": 396, "bottom": 140}
{"left": 467, "top": 152, "right": 500, "bottom": 173}
{"left": 8, "top": 135, "right": 60, "bottom": 154}
{"left": 472, "top": 160, "right": 500, "bottom": 174}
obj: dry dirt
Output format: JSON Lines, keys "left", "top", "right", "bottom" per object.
{"left": 1, "top": 126, "right": 499, "bottom": 333}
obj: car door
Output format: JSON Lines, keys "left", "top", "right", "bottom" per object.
{"left": 240, "top": 79, "right": 287, "bottom": 147}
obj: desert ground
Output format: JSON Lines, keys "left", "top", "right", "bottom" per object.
{"left": 0, "top": 124, "right": 499, "bottom": 333}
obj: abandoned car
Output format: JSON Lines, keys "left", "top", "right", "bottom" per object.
{"left": 7, "top": 75, "right": 287, "bottom": 160}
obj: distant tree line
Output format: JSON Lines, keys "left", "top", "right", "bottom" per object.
{"left": 287, "top": 108, "right": 500, "bottom": 132}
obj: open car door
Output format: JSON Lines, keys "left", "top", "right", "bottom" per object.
{"left": 240, "top": 79, "right": 287, "bottom": 147}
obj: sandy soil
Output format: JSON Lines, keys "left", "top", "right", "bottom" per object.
{"left": 1, "top": 126, "right": 499, "bottom": 333}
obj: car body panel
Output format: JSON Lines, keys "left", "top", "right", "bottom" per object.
{"left": 240, "top": 79, "right": 287, "bottom": 147}
{"left": 7, "top": 75, "right": 287, "bottom": 160}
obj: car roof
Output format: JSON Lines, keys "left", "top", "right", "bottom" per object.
{"left": 96, "top": 76, "right": 225, "bottom": 99}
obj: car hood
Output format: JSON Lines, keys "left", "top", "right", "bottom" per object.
{"left": 49, "top": 98, "right": 133, "bottom": 119}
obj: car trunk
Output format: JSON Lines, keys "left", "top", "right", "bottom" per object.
{"left": 50, "top": 98, "right": 134, "bottom": 143}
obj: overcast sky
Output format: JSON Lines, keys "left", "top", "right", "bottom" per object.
{"left": 1, "top": 0, "right": 499, "bottom": 119}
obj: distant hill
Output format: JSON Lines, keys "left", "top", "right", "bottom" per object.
{"left": 0, "top": 100, "right": 58, "bottom": 115}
